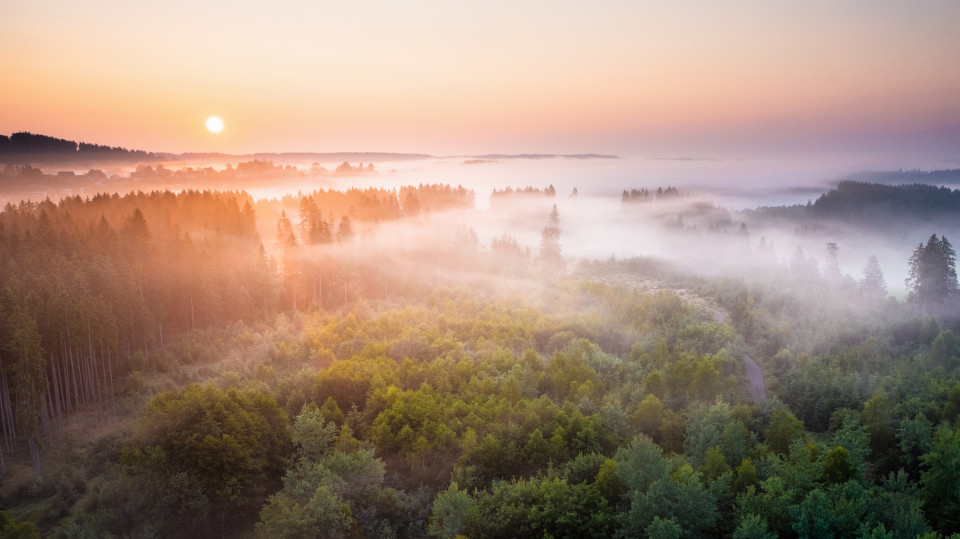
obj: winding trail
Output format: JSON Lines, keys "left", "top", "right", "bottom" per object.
{"left": 593, "top": 274, "right": 767, "bottom": 402}
{"left": 709, "top": 307, "right": 766, "bottom": 402}
{"left": 742, "top": 355, "right": 767, "bottom": 402}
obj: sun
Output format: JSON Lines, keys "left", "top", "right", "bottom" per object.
{"left": 205, "top": 116, "right": 224, "bottom": 133}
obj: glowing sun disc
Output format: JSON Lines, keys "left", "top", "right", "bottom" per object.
{"left": 206, "top": 116, "right": 224, "bottom": 133}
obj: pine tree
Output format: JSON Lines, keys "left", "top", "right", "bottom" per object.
{"left": 824, "top": 242, "right": 841, "bottom": 282}
{"left": 538, "top": 204, "right": 563, "bottom": 274}
{"left": 906, "top": 234, "right": 959, "bottom": 313}
{"left": 859, "top": 255, "right": 887, "bottom": 300}
{"left": 337, "top": 216, "right": 354, "bottom": 244}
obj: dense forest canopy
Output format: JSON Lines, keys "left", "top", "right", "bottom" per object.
{"left": 0, "top": 165, "right": 959, "bottom": 538}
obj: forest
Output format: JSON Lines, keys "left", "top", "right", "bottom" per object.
{"left": 1, "top": 171, "right": 960, "bottom": 538}
{"left": 0, "top": 133, "right": 161, "bottom": 163}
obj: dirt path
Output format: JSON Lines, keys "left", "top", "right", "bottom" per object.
{"left": 742, "top": 355, "right": 766, "bottom": 402}
{"left": 591, "top": 274, "right": 767, "bottom": 402}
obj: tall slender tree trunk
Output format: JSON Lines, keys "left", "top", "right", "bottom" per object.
{"left": 28, "top": 436, "right": 41, "bottom": 473}
{"left": 69, "top": 346, "right": 81, "bottom": 408}
{"left": 0, "top": 361, "right": 16, "bottom": 452}
{"left": 100, "top": 345, "right": 109, "bottom": 410}
{"left": 59, "top": 337, "right": 72, "bottom": 414}
{"left": 106, "top": 345, "right": 116, "bottom": 414}
{"left": 50, "top": 354, "right": 64, "bottom": 438}
{"left": 40, "top": 390, "right": 51, "bottom": 443}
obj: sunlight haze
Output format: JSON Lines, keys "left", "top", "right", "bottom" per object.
{"left": 2, "top": 1, "right": 958, "bottom": 157}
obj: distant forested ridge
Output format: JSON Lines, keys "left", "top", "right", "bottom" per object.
{"left": 809, "top": 181, "right": 960, "bottom": 225}
{"left": 845, "top": 168, "right": 960, "bottom": 186}
{"left": 743, "top": 180, "right": 960, "bottom": 236}
{"left": 0, "top": 132, "right": 160, "bottom": 163}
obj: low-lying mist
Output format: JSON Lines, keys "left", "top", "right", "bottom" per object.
{"left": 6, "top": 152, "right": 959, "bottom": 298}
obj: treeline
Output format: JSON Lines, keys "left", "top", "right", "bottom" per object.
{"left": 621, "top": 185, "right": 682, "bottom": 203}
{"left": 741, "top": 181, "right": 960, "bottom": 236}
{"left": 809, "top": 181, "right": 960, "bottom": 229}
{"left": 845, "top": 168, "right": 960, "bottom": 187}
{"left": 0, "top": 190, "right": 275, "bottom": 472}
{"left": 490, "top": 185, "right": 556, "bottom": 200}
{"left": 265, "top": 183, "right": 474, "bottom": 228}
{"left": 0, "top": 132, "right": 158, "bottom": 162}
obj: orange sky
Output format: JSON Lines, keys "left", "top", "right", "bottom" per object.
{"left": 2, "top": 1, "right": 959, "bottom": 157}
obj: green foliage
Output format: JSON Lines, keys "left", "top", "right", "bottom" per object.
{"left": 733, "top": 513, "right": 776, "bottom": 539}
{"left": 720, "top": 420, "right": 756, "bottom": 468}
{"left": 733, "top": 458, "right": 758, "bottom": 492}
{"left": 645, "top": 516, "right": 683, "bottom": 539}
{"left": 428, "top": 483, "right": 478, "bottom": 538}
{"left": 701, "top": 446, "right": 732, "bottom": 481}
{"left": 257, "top": 485, "right": 352, "bottom": 539}
{"left": 830, "top": 415, "right": 871, "bottom": 471}
{"left": 906, "top": 234, "right": 959, "bottom": 313}
{"left": 8, "top": 237, "right": 960, "bottom": 538}
{"left": 822, "top": 446, "right": 856, "bottom": 483}
{"left": 765, "top": 408, "right": 805, "bottom": 454}
{"left": 898, "top": 412, "right": 933, "bottom": 473}
{"left": 736, "top": 477, "right": 795, "bottom": 537}
{"left": 619, "top": 463, "right": 719, "bottom": 538}
{"left": 615, "top": 434, "right": 669, "bottom": 495}
{"left": 292, "top": 402, "right": 338, "bottom": 462}
{"left": 862, "top": 392, "right": 896, "bottom": 455}
{"left": 685, "top": 401, "right": 733, "bottom": 467}
{"left": 259, "top": 447, "right": 417, "bottom": 538}
{"left": 595, "top": 458, "right": 624, "bottom": 503}
{"left": 920, "top": 425, "right": 960, "bottom": 534}
{"left": 790, "top": 488, "right": 834, "bottom": 538}
{"left": 633, "top": 393, "right": 665, "bottom": 438}
{"left": 0, "top": 511, "right": 40, "bottom": 539}
{"left": 114, "top": 384, "right": 292, "bottom": 536}
{"left": 458, "top": 475, "right": 613, "bottom": 538}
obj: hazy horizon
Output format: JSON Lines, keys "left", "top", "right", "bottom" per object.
{"left": 3, "top": 2, "right": 959, "bottom": 160}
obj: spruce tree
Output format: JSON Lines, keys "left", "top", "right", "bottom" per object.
{"left": 538, "top": 204, "right": 563, "bottom": 274}
{"left": 906, "top": 234, "right": 959, "bottom": 312}
{"left": 859, "top": 255, "right": 887, "bottom": 300}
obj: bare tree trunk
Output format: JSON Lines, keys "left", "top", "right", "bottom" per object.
{"left": 100, "top": 345, "right": 109, "bottom": 411}
{"left": 59, "top": 337, "right": 72, "bottom": 414}
{"left": 91, "top": 348, "right": 102, "bottom": 404}
{"left": 45, "top": 380, "right": 60, "bottom": 441}
{"left": 88, "top": 320, "right": 103, "bottom": 402}
{"left": 0, "top": 359, "right": 8, "bottom": 472}
{"left": 40, "top": 389, "right": 52, "bottom": 444}
{"left": 81, "top": 348, "right": 91, "bottom": 403}
{"left": 0, "top": 360, "right": 16, "bottom": 452}
{"left": 50, "top": 354, "right": 64, "bottom": 438}
{"left": 106, "top": 345, "right": 116, "bottom": 414}
{"left": 28, "top": 436, "right": 41, "bottom": 473}
{"left": 69, "top": 346, "right": 81, "bottom": 408}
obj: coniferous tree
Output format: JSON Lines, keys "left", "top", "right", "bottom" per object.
{"left": 859, "top": 255, "right": 887, "bottom": 300}
{"left": 906, "top": 234, "right": 958, "bottom": 313}
{"left": 824, "top": 242, "right": 841, "bottom": 282}
{"left": 539, "top": 204, "right": 563, "bottom": 274}
{"left": 337, "top": 216, "right": 354, "bottom": 244}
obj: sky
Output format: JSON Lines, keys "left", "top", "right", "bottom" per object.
{"left": 2, "top": 1, "right": 959, "bottom": 158}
